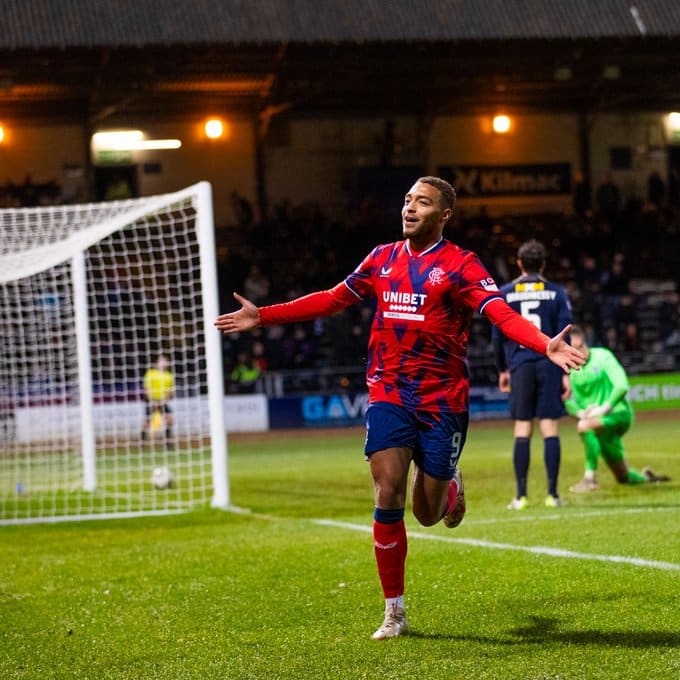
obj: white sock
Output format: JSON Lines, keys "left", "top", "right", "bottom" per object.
{"left": 585, "top": 470, "right": 597, "bottom": 481}
{"left": 385, "top": 596, "right": 404, "bottom": 611}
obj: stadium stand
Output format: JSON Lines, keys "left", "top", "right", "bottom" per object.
{"left": 214, "top": 196, "right": 680, "bottom": 393}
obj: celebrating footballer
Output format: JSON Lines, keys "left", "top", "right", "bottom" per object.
{"left": 215, "top": 176, "right": 585, "bottom": 639}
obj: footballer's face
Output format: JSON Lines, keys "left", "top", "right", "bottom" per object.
{"left": 402, "top": 181, "right": 451, "bottom": 248}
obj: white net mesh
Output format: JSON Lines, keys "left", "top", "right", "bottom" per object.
{"left": 0, "top": 182, "right": 227, "bottom": 523}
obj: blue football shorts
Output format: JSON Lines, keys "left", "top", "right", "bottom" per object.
{"left": 364, "top": 401, "right": 469, "bottom": 481}
{"left": 508, "top": 359, "right": 565, "bottom": 420}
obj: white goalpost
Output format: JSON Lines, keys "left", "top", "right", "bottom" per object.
{"left": 0, "top": 181, "right": 229, "bottom": 524}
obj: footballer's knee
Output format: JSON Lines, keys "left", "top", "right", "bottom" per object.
{"left": 607, "top": 460, "right": 629, "bottom": 483}
{"left": 412, "top": 506, "right": 439, "bottom": 527}
{"left": 411, "top": 491, "right": 445, "bottom": 526}
{"left": 373, "top": 482, "right": 406, "bottom": 509}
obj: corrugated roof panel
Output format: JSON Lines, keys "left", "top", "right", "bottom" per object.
{"left": 1, "top": 0, "right": 680, "bottom": 49}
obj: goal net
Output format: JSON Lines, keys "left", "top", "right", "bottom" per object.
{"left": 0, "top": 181, "right": 228, "bottom": 524}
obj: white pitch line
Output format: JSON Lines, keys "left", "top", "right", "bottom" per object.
{"left": 467, "top": 505, "right": 679, "bottom": 525}
{"left": 312, "top": 518, "right": 680, "bottom": 572}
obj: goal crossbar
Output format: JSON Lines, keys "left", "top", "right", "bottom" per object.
{"left": 1, "top": 192, "right": 192, "bottom": 285}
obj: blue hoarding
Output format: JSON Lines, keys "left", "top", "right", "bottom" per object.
{"left": 268, "top": 389, "right": 509, "bottom": 429}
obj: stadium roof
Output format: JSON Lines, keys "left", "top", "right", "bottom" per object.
{"left": 3, "top": 0, "right": 680, "bottom": 46}
{"left": 1, "top": 1, "right": 680, "bottom": 123}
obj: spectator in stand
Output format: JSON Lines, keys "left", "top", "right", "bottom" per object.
{"left": 621, "top": 322, "right": 641, "bottom": 352}
{"left": 600, "top": 253, "right": 630, "bottom": 296}
{"left": 335, "top": 317, "right": 371, "bottom": 367}
{"left": 614, "top": 294, "right": 638, "bottom": 337}
{"left": 603, "top": 325, "right": 626, "bottom": 353}
{"left": 647, "top": 171, "right": 665, "bottom": 209}
{"left": 595, "top": 172, "right": 621, "bottom": 220}
{"left": 251, "top": 340, "right": 268, "bottom": 373}
{"left": 599, "top": 253, "right": 630, "bottom": 332}
{"left": 573, "top": 253, "right": 602, "bottom": 332}
{"left": 658, "top": 291, "right": 680, "bottom": 348}
{"left": 20, "top": 174, "right": 40, "bottom": 207}
{"left": 231, "top": 191, "right": 254, "bottom": 226}
{"left": 243, "top": 264, "right": 271, "bottom": 306}
{"left": 263, "top": 324, "right": 287, "bottom": 370}
{"left": 229, "top": 351, "right": 262, "bottom": 393}
{"left": 282, "top": 324, "right": 318, "bottom": 369}
{"left": 576, "top": 254, "right": 601, "bottom": 291}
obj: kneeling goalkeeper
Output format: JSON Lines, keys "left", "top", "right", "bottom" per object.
{"left": 564, "top": 326, "right": 669, "bottom": 491}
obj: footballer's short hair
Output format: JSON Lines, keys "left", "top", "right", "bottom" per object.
{"left": 569, "top": 324, "right": 586, "bottom": 340}
{"left": 417, "top": 176, "right": 456, "bottom": 211}
{"left": 517, "top": 239, "right": 546, "bottom": 273}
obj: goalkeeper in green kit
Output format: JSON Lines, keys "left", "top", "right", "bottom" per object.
{"left": 564, "top": 326, "right": 670, "bottom": 492}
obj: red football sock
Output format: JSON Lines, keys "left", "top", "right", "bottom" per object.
{"left": 373, "top": 519, "right": 407, "bottom": 598}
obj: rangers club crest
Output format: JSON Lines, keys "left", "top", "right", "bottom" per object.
{"left": 428, "top": 267, "right": 445, "bottom": 285}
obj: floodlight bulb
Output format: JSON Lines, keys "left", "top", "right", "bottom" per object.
{"left": 669, "top": 112, "right": 680, "bottom": 130}
{"left": 493, "top": 115, "right": 511, "bottom": 134}
{"left": 205, "top": 118, "right": 225, "bottom": 139}
{"left": 0, "top": 125, "right": 4, "bottom": 143}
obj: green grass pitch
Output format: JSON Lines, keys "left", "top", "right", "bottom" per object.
{"left": 1, "top": 415, "right": 679, "bottom": 679}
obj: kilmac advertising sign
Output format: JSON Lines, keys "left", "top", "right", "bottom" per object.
{"left": 439, "top": 163, "right": 571, "bottom": 198}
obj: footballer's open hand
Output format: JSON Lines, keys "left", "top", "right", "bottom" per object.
{"left": 546, "top": 324, "right": 586, "bottom": 374}
{"left": 214, "top": 292, "right": 261, "bottom": 334}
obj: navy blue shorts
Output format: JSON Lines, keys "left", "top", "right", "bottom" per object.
{"left": 364, "top": 402, "right": 468, "bottom": 481}
{"left": 508, "top": 360, "right": 565, "bottom": 420}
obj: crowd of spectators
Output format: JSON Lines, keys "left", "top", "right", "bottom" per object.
{"left": 6, "top": 169, "right": 679, "bottom": 393}
{"left": 0, "top": 175, "right": 61, "bottom": 208}
{"left": 217, "top": 181, "right": 680, "bottom": 393}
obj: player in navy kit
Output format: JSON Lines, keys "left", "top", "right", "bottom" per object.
{"left": 215, "top": 178, "right": 584, "bottom": 640}
{"left": 493, "top": 240, "right": 573, "bottom": 509}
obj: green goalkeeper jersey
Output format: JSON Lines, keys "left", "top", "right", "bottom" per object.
{"left": 564, "top": 346, "right": 632, "bottom": 418}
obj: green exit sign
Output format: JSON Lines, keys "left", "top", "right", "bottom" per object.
{"left": 94, "top": 149, "right": 133, "bottom": 165}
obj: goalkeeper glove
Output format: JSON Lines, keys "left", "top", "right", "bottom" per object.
{"left": 586, "top": 402, "right": 612, "bottom": 418}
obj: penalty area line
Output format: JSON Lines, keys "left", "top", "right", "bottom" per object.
{"left": 312, "top": 518, "right": 680, "bottom": 572}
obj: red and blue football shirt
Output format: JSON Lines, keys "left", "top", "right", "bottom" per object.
{"left": 258, "top": 237, "right": 552, "bottom": 413}
{"left": 343, "top": 238, "right": 504, "bottom": 412}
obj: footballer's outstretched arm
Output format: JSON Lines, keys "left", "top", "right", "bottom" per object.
{"left": 483, "top": 298, "right": 585, "bottom": 374}
{"left": 215, "top": 283, "right": 359, "bottom": 335}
